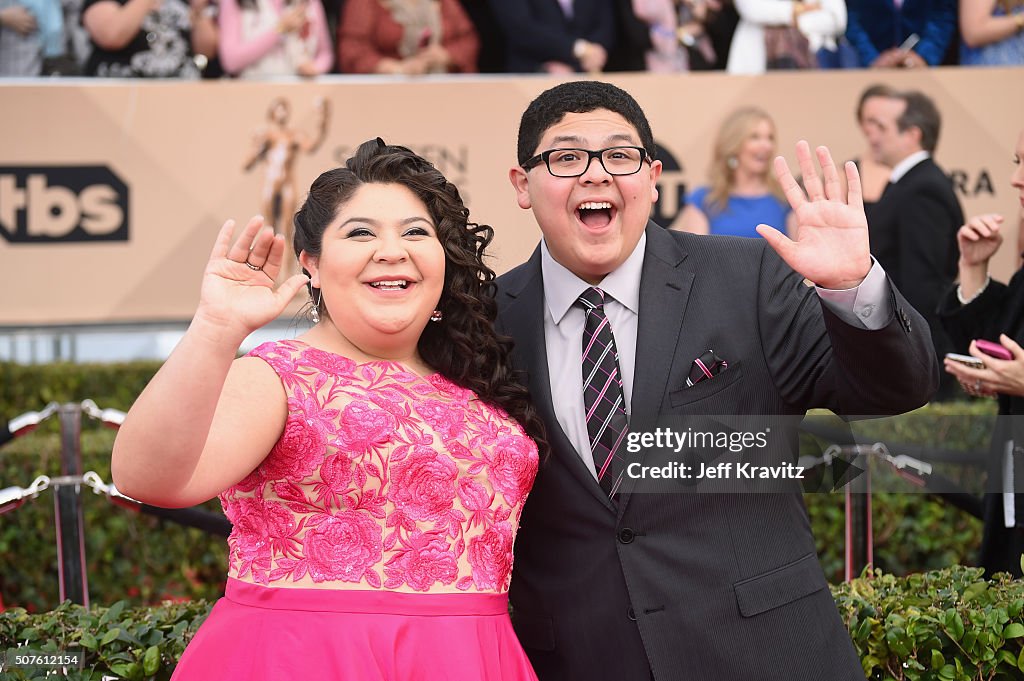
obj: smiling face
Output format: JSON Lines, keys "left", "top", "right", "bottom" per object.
{"left": 299, "top": 182, "right": 445, "bottom": 358}
{"left": 735, "top": 118, "right": 776, "bottom": 177}
{"left": 510, "top": 109, "right": 662, "bottom": 284}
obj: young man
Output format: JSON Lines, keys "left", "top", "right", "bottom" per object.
{"left": 495, "top": 80, "right": 937, "bottom": 680}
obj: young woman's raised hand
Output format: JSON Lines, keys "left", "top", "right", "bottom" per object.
{"left": 195, "top": 216, "right": 309, "bottom": 339}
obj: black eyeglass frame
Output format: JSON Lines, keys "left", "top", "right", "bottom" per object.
{"left": 521, "top": 146, "right": 652, "bottom": 177}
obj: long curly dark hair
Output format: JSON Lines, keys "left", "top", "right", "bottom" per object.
{"left": 293, "top": 138, "right": 546, "bottom": 450}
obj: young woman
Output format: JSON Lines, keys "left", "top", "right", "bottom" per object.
{"left": 112, "top": 139, "right": 544, "bottom": 679}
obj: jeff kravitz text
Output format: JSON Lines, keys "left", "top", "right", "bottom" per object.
{"left": 626, "top": 461, "right": 807, "bottom": 480}
{"left": 624, "top": 426, "right": 806, "bottom": 481}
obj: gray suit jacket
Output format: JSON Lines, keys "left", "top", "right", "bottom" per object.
{"left": 495, "top": 223, "right": 938, "bottom": 681}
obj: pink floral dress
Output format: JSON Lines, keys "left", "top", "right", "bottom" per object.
{"left": 171, "top": 339, "right": 540, "bottom": 680}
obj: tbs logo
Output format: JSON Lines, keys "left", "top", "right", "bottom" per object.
{"left": 652, "top": 142, "right": 686, "bottom": 229}
{"left": 0, "top": 166, "right": 129, "bottom": 243}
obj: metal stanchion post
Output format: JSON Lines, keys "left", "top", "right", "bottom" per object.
{"left": 55, "top": 404, "right": 89, "bottom": 606}
{"left": 844, "top": 446, "right": 873, "bottom": 582}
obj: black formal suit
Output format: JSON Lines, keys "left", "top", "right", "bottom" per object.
{"left": 865, "top": 156, "right": 963, "bottom": 399}
{"left": 487, "top": 0, "right": 615, "bottom": 73}
{"left": 495, "top": 224, "right": 938, "bottom": 681}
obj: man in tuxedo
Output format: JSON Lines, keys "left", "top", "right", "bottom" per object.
{"left": 495, "top": 80, "right": 938, "bottom": 680}
{"left": 863, "top": 88, "right": 963, "bottom": 399}
{"left": 487, "top": 0, "right": 615, "bottom": 73}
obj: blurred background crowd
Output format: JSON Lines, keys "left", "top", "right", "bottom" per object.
{"left": 0, "top": 0, "right": 1021, "bottom": 79}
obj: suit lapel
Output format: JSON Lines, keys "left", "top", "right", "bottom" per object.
{"left": 617, "top": 224, "right": 693, "bottom": 516}
{"left": 503, "top": 248, "right": 616, "bottom": 512}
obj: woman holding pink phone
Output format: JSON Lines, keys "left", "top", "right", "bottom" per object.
{"left": 939, "top": 127, "right": 1024, "bottom": 576}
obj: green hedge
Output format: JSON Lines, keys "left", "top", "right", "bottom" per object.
{"left": 0, "top": 361, "right": 1001, "bottom": 611}
{"left": 0, "top": 361, "right": 163, "bottom": 417}
{"left": 835, "top": 566, "right": 1024, "bottom": 680}
{"left": 0, "top": 598, "right": 210, "bottom": 680}
{"left": 0, "top": 361, "right": 226, "bottom": 612}
{"left": 1, "top": 566, "right": 1022, "bottom": 680}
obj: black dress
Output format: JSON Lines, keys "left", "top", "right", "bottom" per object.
{"left": 82, "top": 0, "right": 201, "bottom": 77}
{"left": 939, "top": 265, "right": 1024, "bottom": 577}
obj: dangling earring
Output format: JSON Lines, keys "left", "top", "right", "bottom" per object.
{"left": 429, "top": 309, "right": 443, "bottom": 322}
{"left": 727, "top": 156, "right": 739, "bottom": 170}
{"left": 311, "top": 289, "right": 322, "bottom": 324}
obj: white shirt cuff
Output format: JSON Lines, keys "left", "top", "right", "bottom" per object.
{"left": 814, "top": 258, "right": 892, "bottom": 330}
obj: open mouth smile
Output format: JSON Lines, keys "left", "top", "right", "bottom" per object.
{"left": 576, "top": 201, "right": 615, "bottom": 229}
{"left": 367, "top": 280, "right": 412, "bottom": 291}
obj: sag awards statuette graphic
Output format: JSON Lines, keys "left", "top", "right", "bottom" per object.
{"left": 243, "top": 96, "right": 331, "bottom": 266}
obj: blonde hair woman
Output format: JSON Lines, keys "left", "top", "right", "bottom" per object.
{"left": 676, "top": 107, "right": 796, "bottom": 237}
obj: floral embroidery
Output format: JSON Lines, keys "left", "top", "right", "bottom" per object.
{"left": 219, "top": 340, "right": 539, "bottom": 594}
{"left": 383, "top": 530, "right": 459, "bottom": 591}
{"left": 467, "top": 521, "right": 514, "bottom": 591}
{"left": 486, "top": 434, "right": 539, "bottom": 507}
{"left": 336, "top": 401, "right": 397, "bottom": 455}
{"left": 259, "top": 395, "right": 333, "bottom": 481}
{"left": 300, "top": 347, "right": 356, "bottom": 377}
{"left": 388, "top": 446, "right": 458, "bottom": 522}
{"left": 303, "top": 511, "right": 384, "bottom": 584}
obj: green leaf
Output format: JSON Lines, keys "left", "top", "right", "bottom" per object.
{"left": 938, "top": 664, "right": 956, "bottom": 681}
{"left": 947, "top": 612, "right": 966, "bottom": 641}
{"left": 1009, "top": 600, "right": 1024, "bottom": 618}
{"left": 862, "top": 655, "right": 883, "bottom": 674}
{"left": 997, "top": 649, "right": 1017, "bottom": 667}
{"left": 17, "top": 627, "right": 39, "bottom": 640}
{"left": 1003, "top": 623, "right": 1024, "bottom": 639}
{"left": 107, "top": 600, "right": 126, "bottom": 622}
{"left": 963, "top": 630, "right": 978, "bottom": 653}
{"left": 931, "top": 649, "right": 945, "bottom": 670}
{"left": 80, "top": 632, "right": 98, "bottom": 650}
{"left": 109, "top": 661, "right": 141, "bottom": 680}
{"left": 100, "top": 627, "right": 121, "bottom": 646}
{"left": 142, "top": 645, "right": 160, "bottom": 676}
{"left": 170, "top": 621, "right": 188, "bottom": 640}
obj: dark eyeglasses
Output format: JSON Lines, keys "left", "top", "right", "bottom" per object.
{"left": 522, "top": 146, "right": 651, "bottom": 177}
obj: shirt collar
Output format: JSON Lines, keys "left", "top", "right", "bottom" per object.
{"left": 889, "top": 150, "right": 930, "bottom": 183}
{"left": 540, "top": 231, "right": 645, "bottom": 324}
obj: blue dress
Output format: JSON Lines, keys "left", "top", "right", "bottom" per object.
{"left": 686, "top": 186, "right": 791, "bottom": 238}
{"left": 960, "top": 7, "right": 1024, "bottom": 66}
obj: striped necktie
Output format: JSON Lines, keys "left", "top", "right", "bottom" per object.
{"left": 578, "top": 287, "right": 629, "bottom": 497}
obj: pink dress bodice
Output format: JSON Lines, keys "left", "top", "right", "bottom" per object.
{"left": 219, "top": 340, "right": 539, "bottom": 595}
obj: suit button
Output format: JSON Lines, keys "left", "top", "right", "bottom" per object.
{"left": 618, "top": 528, "right": 635, "bottom": 544}
{"left": 627, "top": 607, "right": 637, "bottom": 621}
